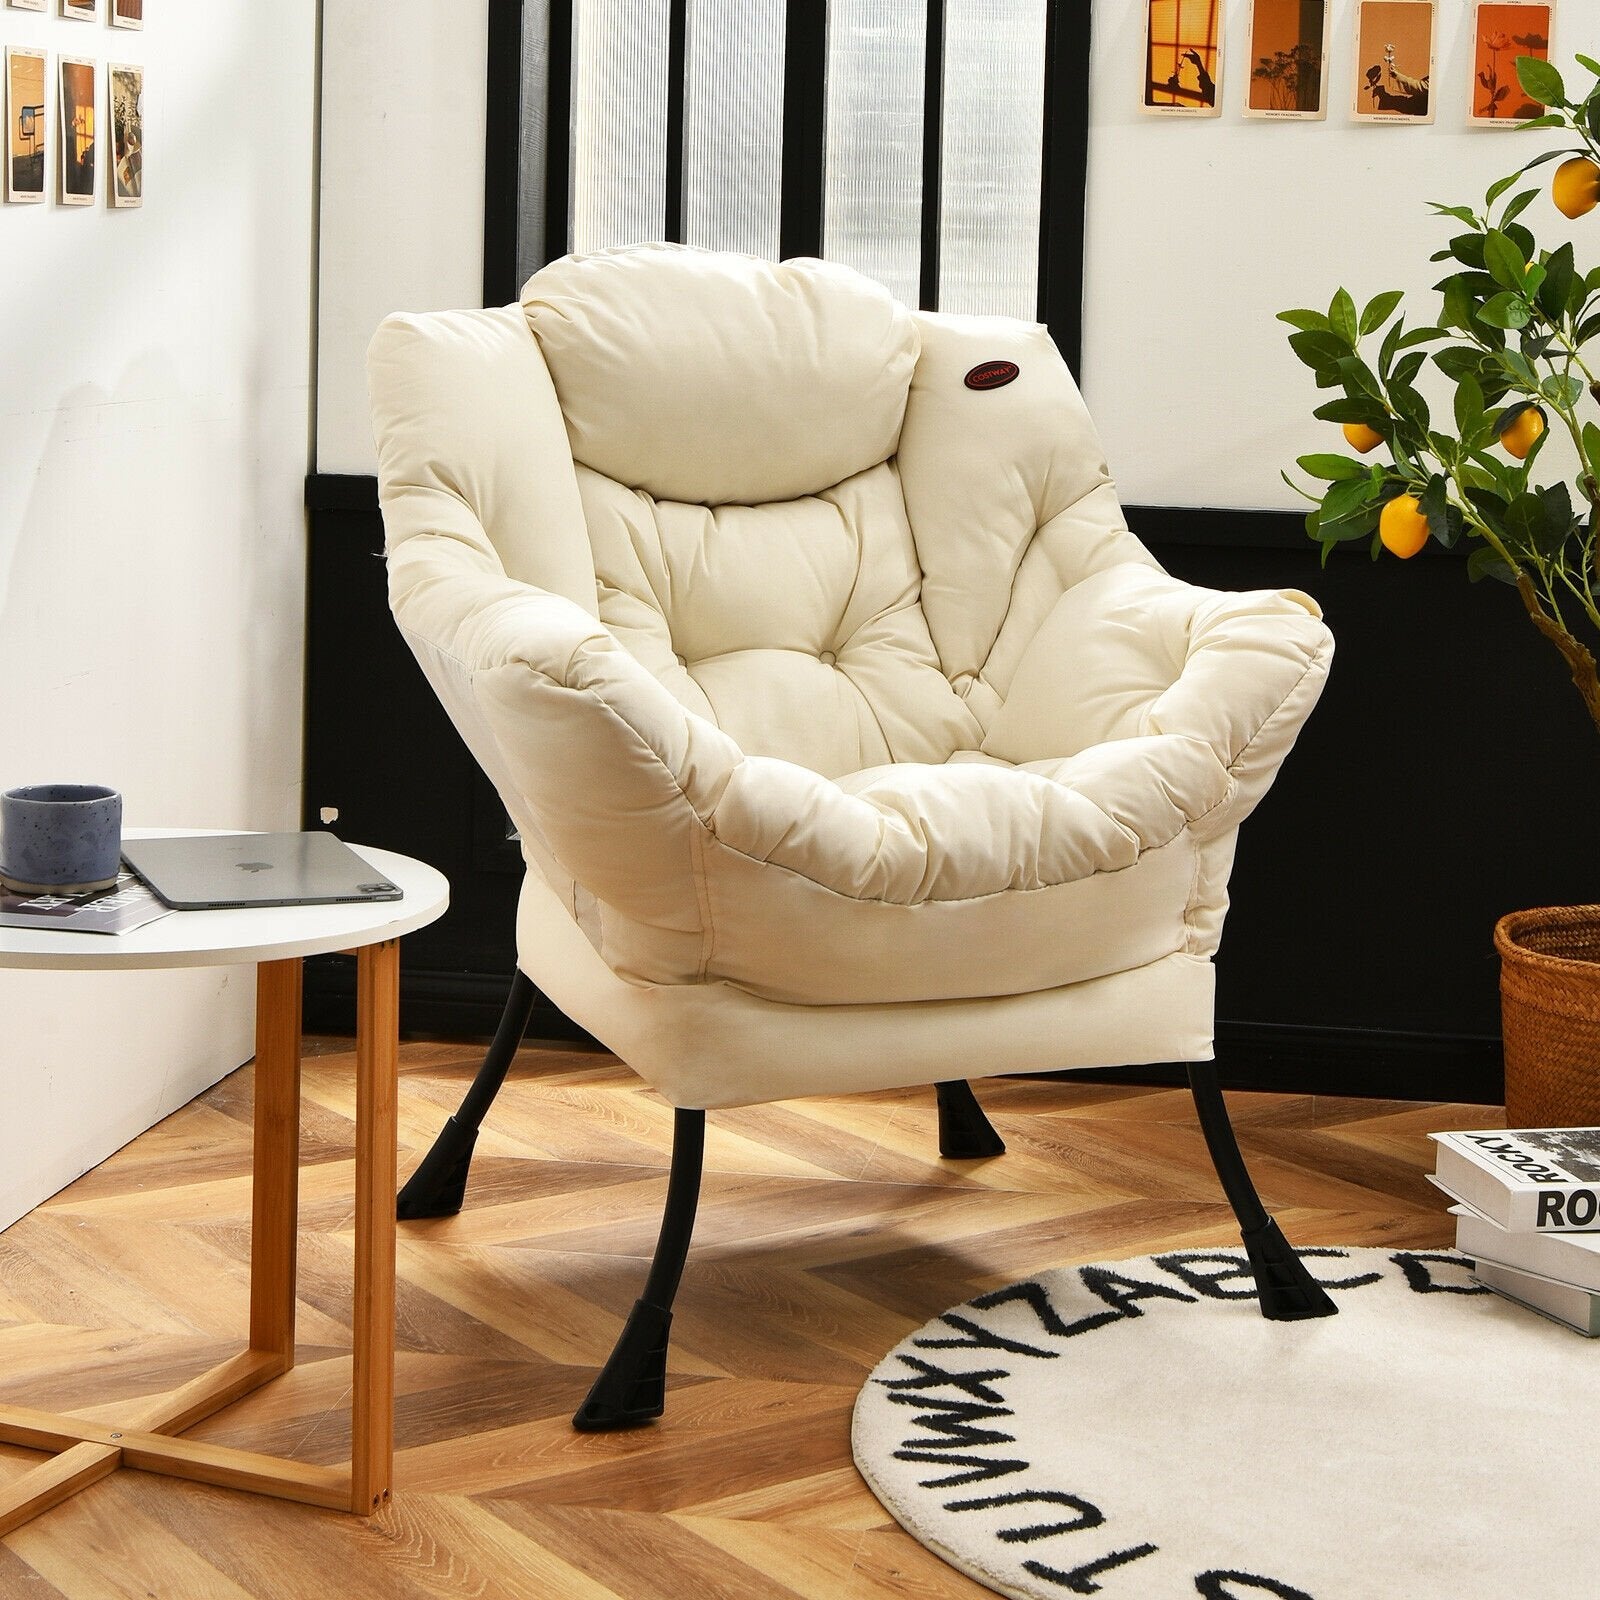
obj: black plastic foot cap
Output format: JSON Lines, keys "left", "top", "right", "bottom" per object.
{"left": 1243, "top": 1219, "right": 1339, "bottom": 1321}
{"left": 396, "top": 1116, "right": 478, "bottom": 1220}
{"left": 936, "top": 1083, "right": 1007, "bottom": 1160}
{"left": 572, "top": 1300, "right": 673, "bottom": 1432}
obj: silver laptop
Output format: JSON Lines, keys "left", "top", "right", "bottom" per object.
{"left": 120, "top": 832, "right": 402, "bottom": 911}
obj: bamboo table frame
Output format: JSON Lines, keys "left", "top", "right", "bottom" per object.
{"left": 0, "top": 835, "right": 448, "bottom": 1535}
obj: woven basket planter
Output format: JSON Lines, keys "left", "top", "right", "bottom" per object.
{"left": 1495, "top": 906, "right": 1600, "bottom": 1128}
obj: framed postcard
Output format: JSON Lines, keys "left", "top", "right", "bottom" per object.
{"left": 1353, "top": 0, "right": 1436, "bottom": 124}
{"left": 1471, "top": 2, "right": 1554, "bottom": 124}
{"left": 57, "top": 54, "right": 94, "bottom": 204}
{"left": 60, "top": 0, "right": 94, "bottom": 17}
{"left": 1142, "top": 0, "right": 1223, "bottom": 118}
{"left": 107, "top": 61, "right": 140, "bottom": 206}
{"left": 1245, "top": 0, "right": 1331, "bottom": 120}
{"left": 6, "top": 1, "right": 48, "bottom": 12}
{"left": 110, "top": 0, "right": 142, "bottom": 27}
{"left": 5, "top": 45, "right": 47, "bottom": 203}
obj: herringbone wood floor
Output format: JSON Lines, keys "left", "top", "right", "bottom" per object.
{"left": 0, "top": 1037, "right": 1490, "bottom": 1599}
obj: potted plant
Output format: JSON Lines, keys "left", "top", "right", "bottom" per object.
{"left": 1281, "top": 54, "right": 1600, "bottom": 1126}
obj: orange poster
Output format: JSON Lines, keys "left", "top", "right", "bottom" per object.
{"left": 1352, "top": 0, "right": 1436, "bottom": 124}
{"left": 1245, "top": 0, "right": 1331, "bottom": 120}
{"left": 1471, "top": 2, "right": 1554, "bottom": 125}
{"left": 1143, "top": 0, "right": 1224, "bottom": 118}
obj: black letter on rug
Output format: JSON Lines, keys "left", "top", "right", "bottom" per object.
{"left": 1194, "top": 1568, "right": 1314, "bottom": 1599}
{"left": 945, "top": 1488, "right": 1106, "bottom": 1543}
{"left": 1390, "top": 1250, "right": 1488, "bottom": 1295}
{"left": 1024, "top": 1542, "right": 1159, "bottom": 1594}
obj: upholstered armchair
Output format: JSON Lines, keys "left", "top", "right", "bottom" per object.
{"left": 367, "top": 244, "right": 1337, "bottom": 1432}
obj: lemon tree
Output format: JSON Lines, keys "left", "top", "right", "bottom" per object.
{"left": 1282, "top": 54, "right": 1600, "bottom": 733}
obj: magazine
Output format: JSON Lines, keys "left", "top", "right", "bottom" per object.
{"left": 1451, "top": 1203, "right": 1600, "bottom": 1293}
{"left": 0, "top": 871, "right": 174, "bottom": 935}
{"left": 1429, "top": 1128, "right": 1600, "bottom": 1232}
{"left": 1473, "top": 1259, "right": 1600, "bottom": 1337}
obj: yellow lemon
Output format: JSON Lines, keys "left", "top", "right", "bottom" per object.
{"left": 1379, "top": 494, "right": 1430, "bottom": 559}
{"left": 1343, "top": 422, "right": 1384, "bottom": 454}
{"left": 1500, "top": 406, "right": 1546, "bottom": 460}
{"left": 1553, "top": 156, "right": 1600, "bottom": 219}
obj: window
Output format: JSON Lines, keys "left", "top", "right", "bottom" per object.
{"left": 487, "top": 0, "right": 1089, "bottom": 367}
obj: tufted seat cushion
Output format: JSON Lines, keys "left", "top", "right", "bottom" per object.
{"left": 371, "top": 244, "right": 1332, "bottom": 1017}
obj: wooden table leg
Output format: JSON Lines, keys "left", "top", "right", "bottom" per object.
{"left": 350, "top": 938, "right": 399, "bottom": 1514}
{"left": 250, "top": 959, "right": 303, "bottom": 1364}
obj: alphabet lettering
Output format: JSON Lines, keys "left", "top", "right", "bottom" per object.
{"left": 1194, "top": 1569, "right": 1315, "bottom": 1599}
{"left": 1024, "top": 1542, "right": 1159, "bottom": 1595}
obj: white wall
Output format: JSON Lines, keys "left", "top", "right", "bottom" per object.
{"left": 0, "top": 0, "right": 318, "bottom": 1229}
{"left": 315, "top": 0, "right": 488, "bottom": 474}
{"left": 1083, "top": 1, "right": 1577, "bottom": 510}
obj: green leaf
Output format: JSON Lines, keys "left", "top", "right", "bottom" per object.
{"left": 1419, "top": 475, "right": 1452, "bottom": 548}
{"left": 1434, "top": 346, "right": 1487, "bottom": 382}
{"left": 1499, "top": 188, "right": 1542, "bottom": 226}
{"left": 1478, "top": 291, "right": 1532, "bottom": 329}
{"left": 1484, "top": 230, "right": 1528, "bottom": 289}
{"left": 1506, "top": 222, "right": 1536, "bottom": 262}
{"left": 1378, "top": 316, "right": 1406, "bottom": 377}
{"left": 1320, "top": 476, "right": 1380, "bottom": 524}
{"left": 1503, "top": 491, "right": 1547, "bottom": 552}
{"left": 1576, "top": 311, "right": 1600, "bottom": 345}
{"left": 1583, "top": 421, "right": 1600, "bottom": 469}
{"left": 1337, "top": 354, "right": 1386, "bottom": 401}
{"left": 1516, "top": 55, "right": 1566, "bottom": 108}
{"left": 1329, "top": 287, "right": 1359, "bottom": 348}
{"left": 1499, "top": 348, "right": 1538, "bottom": 385}
{"left": 1486, "top": 171, "right": 1523, "bottom": 207}
{"left": 1447, "top": 233, "right": 1488, "bottom": 271}
{"left": 1575, "top": 53, "right": 1600, "bottom": 77}
{"left": 1588, "top": 97, "right": 1600, "bottom": 143}
{"left": 1359, "top": 289, "right": 1405, "bottom": 336}
{"left": 1397, "top": 326, "right": 1444, "bottom": 348}
{"left": 1297, "top": 453, "right": 1366, "bottom": 481}
{"left": 1429, "top": 202, "right": 1482, "bottom": 226}
{"left": 1541, "top": 373, "right": 1584, "bottom": 409}
{"left": 1467, "top": 546, "right": 1519, "bottom": 584}
{"left": 1312, "top": 397, "right": 1386, "bottom": 426}
{"left": 1392, "top": 381, "right": 1430, "bottom": 434}
{"left": 1515, "top": 112, "right": 1566, "bottom": 130}
{"left": 1440, "top": 274, "right": 1476, "bottom": 332}
{"left": 1454, "top": 373, "right": 1486, "bottom": 439}
{"left": 1538, "top": 481, "right": 1576, "bottom": 554}
{"left": 1277, "top": 308, "right": 1330, "bottom": 332}
{"left": 1522, "top": 262, "right": 1548, "bottom": 301}
{"left": 1392, "top": 351, "right": 1427, "bottom": 389}
{"left": 1288, "top": 330, "right": 1348, "bottom": 370}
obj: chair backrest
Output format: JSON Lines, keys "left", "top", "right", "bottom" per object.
{"left": 371, "top": 244, "right": 1159, "bottom": 777}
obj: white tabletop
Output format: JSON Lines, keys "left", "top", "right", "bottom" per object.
{"left": 0, "top": 831, "right": 449, "bottom": 971}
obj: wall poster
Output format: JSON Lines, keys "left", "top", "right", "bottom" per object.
{"left": 1352, "top": 0, "right": 1437, "bottom": 124}
{"left": 57, "top": 53, "right": 94, "bottom": 204}
{"left": 108, "top": 61, "right": 141, "bottom": 206}
{"left": 1245, "top": 0, "right": 1331, "bottom": 120}
{"left": 1470, "top": 2, "right": 1554, "bottom": 125}
{"left": 5, "top": 45, "right": 47, "bottom": 203}
{"left": 1143, "top": 0, "right": 1224, "bottom": 118}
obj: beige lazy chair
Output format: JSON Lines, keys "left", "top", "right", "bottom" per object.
{"left": 367, "top": 244, "right": 1338, "bottom": 1431}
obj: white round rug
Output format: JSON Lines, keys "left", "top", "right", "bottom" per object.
{"left": 853, "top": 1248, "right": 1592, "bottom": 1599}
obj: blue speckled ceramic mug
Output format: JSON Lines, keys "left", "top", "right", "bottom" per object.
{"left": 0, "top": 784, "right": 123, "bottom": 895}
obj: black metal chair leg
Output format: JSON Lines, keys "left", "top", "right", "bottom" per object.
{"left": 1187, "top": 1062, "right": 1337, "bottom": 1321}
{"left": 574, "top": 1108, "right": 706, "bottom": 1432}
{"left": 396, "top": 967, "right": 538, "bottom": 1220}
{"left": 935, "top": 1080, "right": 1006, "bottom": 1158}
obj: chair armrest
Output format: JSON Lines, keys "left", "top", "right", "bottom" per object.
{"left": 981, "top": 562, "right": 1332, "bottom": 836}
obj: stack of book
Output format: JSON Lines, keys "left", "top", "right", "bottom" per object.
{"left": 1429, "top": 1127, "right": 1600, "bottom": 1336}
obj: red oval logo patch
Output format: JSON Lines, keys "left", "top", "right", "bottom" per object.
{"left": 964, "top": 360, "right": 1019, "bottom": 391}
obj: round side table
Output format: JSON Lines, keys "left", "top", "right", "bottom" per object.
{"left": 0, "top": 831, "right": 448, "bottom": 1532}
